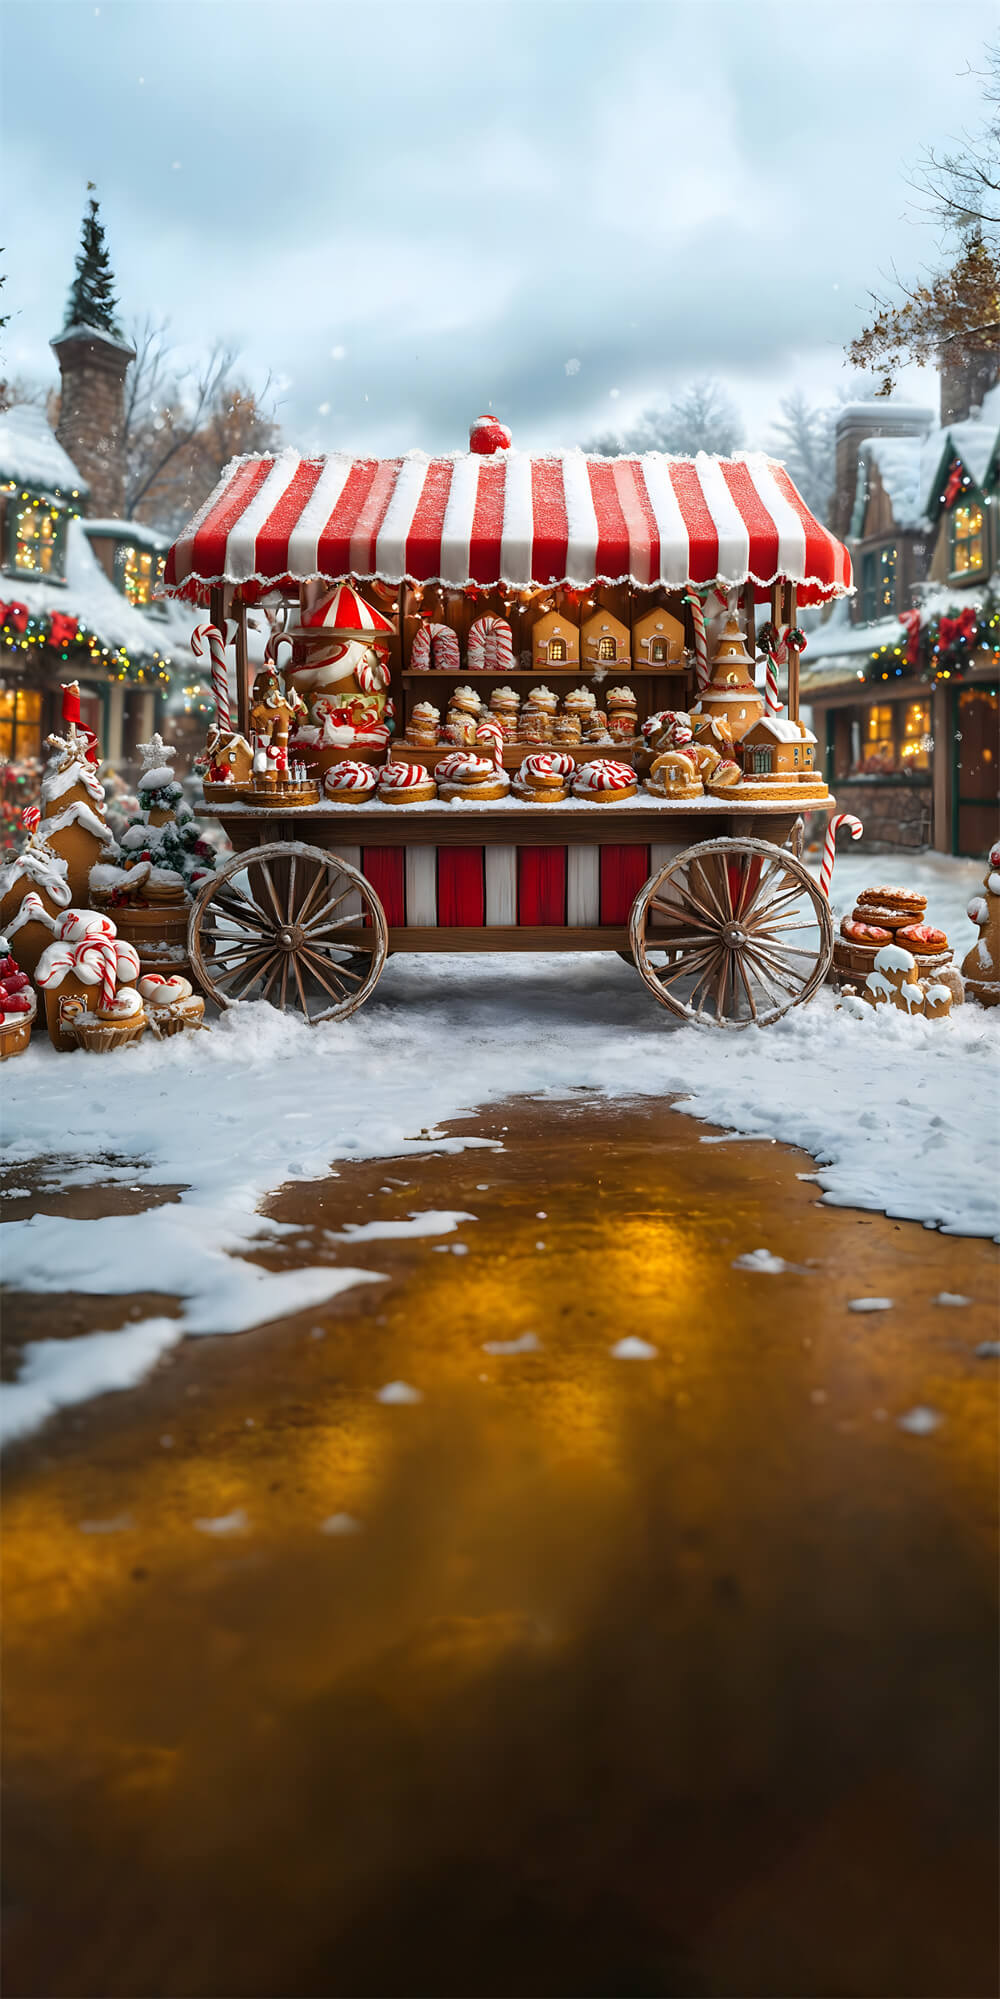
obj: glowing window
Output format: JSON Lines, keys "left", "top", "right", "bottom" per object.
{"left": 900, "top": 697, "right": 932, "bottom": 771}
{"left": 11, "top": 502, "right": 62, "bottom": 577}
{"left": 597, "top": 635, "right": 616, "bottom": 660}
{"left": 548, "top": 637, "right": 566, "bottom": 662}
{"left": 951, "top": 503, "right": 984, "bottom": 574}
{"left": 122, "top": 545, "right": 164, "bottom": 607}
{"left": 0, "top": 685, "right": 43, "bottom": 760}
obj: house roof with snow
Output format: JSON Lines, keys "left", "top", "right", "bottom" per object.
{"left": 745, "top": 714, "right": 816, "bottom": 744}
{"left": 920, "top": 382, "right": 1000, "bottom": 518}
{"left": 0, "top": 402, "right": 89, "bottom": 499}
{"left": 5, "top": 516, "right": 176, "bottom": 664}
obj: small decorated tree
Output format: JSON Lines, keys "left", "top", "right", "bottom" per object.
{"left": 961, "top": 840, "right": 1000, "bottom": 1007}
{"left": 63, "top": 184, "right": 122, "bottom": 336}
{"left": 91, "top": 732, "right": 215, "bottom": 905}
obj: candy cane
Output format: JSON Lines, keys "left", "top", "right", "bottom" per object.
{"left": 21, "top": 804, "right": 40, "bottom": 833}
{"left": 818, "top": 813, "right": 864, "bottom": 901}
{"left": 468, "top": 615, "right": 514, "bottom": 673}
{"left": 764, "top": 661, "right": 781, "bottom": 714}
{"left": 683, "top": 593, "right": 709, "bottom": 692}
{"left": 192, "top": 625, "right": 231, "bottom": 732}
{"left": 73, "top": 936, "right": 118, "bottom": 1009}
{"left": 411, "top": 621, "right": 461, "bottom": 672}
{"left": 475, "top": 718, "right": 505, "bottom": 768}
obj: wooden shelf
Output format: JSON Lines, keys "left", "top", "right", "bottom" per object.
{"left": 402, "top": 667, "right": 685, "bottom": 682}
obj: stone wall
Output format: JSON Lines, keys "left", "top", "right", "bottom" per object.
{"left": 830, "top": 780, "right": 932, "bottom": 849}
{"left": 51, "top": 331, "right": 133, "bottom": 518}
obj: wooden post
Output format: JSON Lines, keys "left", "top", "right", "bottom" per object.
{"left": 785, "top": 581, "right": 800, "bottom": 723}
{"left": 740, "top": 579, "right": 756, "bottom": 661}
{"left": 234, "top": 598, "right": 250, "bottom": 741}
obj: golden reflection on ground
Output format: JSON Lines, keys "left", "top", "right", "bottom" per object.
{"left": 3, "top": 1097, "right": 998, "bottom": 1999}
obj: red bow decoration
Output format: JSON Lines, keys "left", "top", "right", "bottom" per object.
{"left": 900, "top": 607, "right": 922, "bottom": 666}
{"left": 938, "top": 605, "right": 978, "bottom": 653}
{"left": 50, "top": 613, "right": 80, "bottom": 648}
{"left": 1, "top": 600, "right": 30, "bottom": 633}
{"left": 942, "top": 459, "right": 965, "bottom": 509}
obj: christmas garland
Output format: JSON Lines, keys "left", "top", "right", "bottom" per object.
{"left": 0, "top": 599, "right": 171, "bottom": 683}
{"left": 865, "top": 589, "right": 1000, "bottom": 685}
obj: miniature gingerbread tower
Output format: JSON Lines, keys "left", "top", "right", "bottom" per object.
{"left": 37, "top": 685, "right": 113, "bottom": 902}
{"left": 960, "top": 840, "right": 1000, "bottom": 1007}
{"left": 0, "top": 840, "right": 72, "bottom": 978}
{"left": 693, "top": 614, "right": 764, "bottom": 743}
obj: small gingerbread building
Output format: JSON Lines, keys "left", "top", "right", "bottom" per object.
{"left": 739, "top": 714, "right": 817, "bottom": 778}
{"left": 205, "top": 728, "right": 254, "bottom": 786}
{"left": 632, "top": 606, "right": 685, "bottom": 669}
{"left": 581, "top": 608, "right": 630, "bottom": 669}
{"left": 531, "top": 609, "right": 579, "bottom": 669}
{"left": 692, "top": 613, "right": 764, "bottom": 743}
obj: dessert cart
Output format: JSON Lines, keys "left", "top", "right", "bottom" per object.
{"left": 163, "top": 432, "right": 852, "bottom": 1027}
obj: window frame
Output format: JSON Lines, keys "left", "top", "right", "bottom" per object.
{"left": 860, "top": 542, "right": 898, "bottom": 621}
{"left": 0, "top": 683, "right": 45, "bottom": 762}
{"left": 113, "top": 538, "right": 167, "bottom": 614}
{"left": 5, "top": 491, "right": 68, "bottom": 583}
{"left": 949, "top": 498, "right": 985, "bottom": 578}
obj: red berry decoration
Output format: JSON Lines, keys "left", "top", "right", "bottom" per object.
{"left": 1, "top": 992, "right": 31, "bottom": 1013}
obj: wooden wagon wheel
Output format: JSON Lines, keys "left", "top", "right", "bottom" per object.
{"left": 189, "top": 842, "right": 388, "bottom": 1024}
{"left": 628, "top": 836, "right": 833, "bottom": 1029}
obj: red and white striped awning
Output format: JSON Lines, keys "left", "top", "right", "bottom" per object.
{"left": 164, "top": 446, "right": 852, "bottom": 605}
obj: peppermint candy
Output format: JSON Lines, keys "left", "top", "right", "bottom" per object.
{"left": 437, "top": 753, "right": 493, "bottom": 784}
{"left": 522, "top": 753, "right": 576, "bottom": 780}
{"left": 324, "top": 761, "right": 379, "bottom": 794}
{"left": 379, "top": 763, "right": 431, "bottom": 789}
{"left": 573, "top": 758, "right": 635, "bottom": 791}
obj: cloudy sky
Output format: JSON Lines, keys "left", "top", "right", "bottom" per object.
{"left": 2, "top": 0, "right": 995, "bottom": 457}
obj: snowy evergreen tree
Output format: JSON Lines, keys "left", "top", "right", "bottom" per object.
{"left": 97, "top": 735, "right": 215, "bottom": 897}
{"left": 769, "top": 390, "right": 835, "bottom": 521}
{"left": 63, "top": 185, "right": 122, "bottom": 337}
{"left": 587, "top": 378, "right": 744, "bottom": 457}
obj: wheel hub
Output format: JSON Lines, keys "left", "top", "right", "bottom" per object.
{"left": 722, "top": 922, "right": 746, "bottom": 948}
{"left": 278, "top": 925, "right": 299, "bottom": 951}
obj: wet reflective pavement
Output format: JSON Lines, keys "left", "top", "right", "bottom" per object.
{"left": 3, "top": 1098, "right": 998, "bottom": 1998}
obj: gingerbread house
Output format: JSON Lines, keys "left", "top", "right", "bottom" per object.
{"left": 739, "top": 714, "right": 817, "bottom": 778}
{"left": 531, "top": 609, "right": 579, "bottom": 669}
{"left": 632, "top": 606, "right": 685, "bottom": 669}
{"left": 693, "top": 614, "right": 764, "bottom": 742}
{"left": 206, "top": 728, "right": 254, "bottom": 785}
{"left": 581, "top": 608, "right": 630, "bottom": 669}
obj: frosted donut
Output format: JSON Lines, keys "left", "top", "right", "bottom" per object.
{"left": 97, "top": 987, "right": 144, "bottom": 1021}
{"left": 324, "top": 761, "right": 379, "bottom": 800}
{"left": 410, "top": 621, "right": 460, "bottom": 672}
{"left": 841, "top": 916, "right": 893, "bottom": 945}
{"left": 378, "top": 762, "right": 436, "bottom": 803}
{"left": 437, "top": 750, "right": 510, "bottom": 801}
{"left": 519, "top": 753, "right": 576, "bottom": 787}
{"left": 896, "top": 922, "right": 948, "bottom": 953}
{"left": 571, "top": 758, "right": 637, "bottom": 801}
{"left": 857, "top": 886, "right": 926, "bottom": 915}
{"left": 467, "top": 615, "right": 514, "bottom": 673}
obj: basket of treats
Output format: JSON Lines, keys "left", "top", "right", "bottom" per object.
{"left": 0, "top": 939, "right": 36, "bottom": 1059}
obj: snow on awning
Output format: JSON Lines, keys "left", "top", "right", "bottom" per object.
{"left": 163, "top": 446, "right": 853, "bottom": 606}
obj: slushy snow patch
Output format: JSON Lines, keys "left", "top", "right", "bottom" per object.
{"left": 482, "top": 1332, "right": 540, "bottom": 1355}
{"left": 897, "top": 1407, "right": 943, "bottom": 1436}
{"left": 848, "top": 1297, "right": 894, "bottom": 1313}
{"left": 732, "top": 1248, "right": 804, "bottom": 1274}
{"left": 319, "top": 1513, "right": 362, "bottom": 1534}
{"left": 376, "top": 1381, "right": 422, "bottom": 1405}
{"left": 934, "top": 1292, "right": 972, "bottom": 1306}
{"left": 193, "top": 1509, "right": 250, "bottom": 1535}
{"left": 611, "top": 1336, "right": 658, "bottom": 1360}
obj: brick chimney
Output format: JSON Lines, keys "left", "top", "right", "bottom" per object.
{"left": 831, "top": 401, "right": 933, "bottom": 541}
{"left": 50, "top": 324, "right": 135, "bottom": 518}
{"left": 939, "top": 347, "right": 1000, "bottom": 426}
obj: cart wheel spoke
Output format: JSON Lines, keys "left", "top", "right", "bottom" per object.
{"left": 230, "top": 951, "right": 280, "bottom": 1002}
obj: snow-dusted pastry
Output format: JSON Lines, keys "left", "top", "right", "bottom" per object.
{"left": 856, "top": 886, "right": 927, "bottom": 920}
{"left": 642, "top": 708, "right": 693, "bottom": 752}
{"left": 518, "top": 704, "right": 549, "bottom": 744}
{"left": 553, "top": 713, "right": 582, "bottom": 746}
{"left": 488, "top": 686, "right": 521, "bottom": 740}
{"left": 436, "top": 752, "right": 510, "bottom": 802}
{"left": 689, "top": 742, "right": 723, "bottom": 781}
{"left": 571, "top": 758, "right": 637, "bottom": 803}
{"left": 408, "top": 701, "right": 441, "bottom": 748}
{"left": 324, "top": 760, "right": 380, "bottom": 802}
{"left": 646, "top": 750, "right": 703, "bottom": 800}
{"left": 378, "top": 762, "right": 437, "bottom": 804}
{"left": 563, "top": 687, "right": 597, "bottom": 720}
{"left": 527, "top": 685, "right": 558, "bottom": 717}
{"left": 584, "top": 707, "right": 609, "bottom": 741}
{"left": 605, "top": 687, "right": 638, "bottom": 742}
{"left": 705, "top": 758, "right": 742, "bottom": 793}
{"left": 512, "top": 753, "right": 576, "bottom": 803}
{"left": 139, "top": 972, "right": 206, "bottom": 1036}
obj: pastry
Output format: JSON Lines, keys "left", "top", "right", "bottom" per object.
{"left": 436, "top": 752, "right": 510, "bottom": 802}
{"left": 646, "top": 750, "right": 703, "bottom": 800}
{"left": 324, "top": 761, "right": 380, "bottom": 802}
{"left": 528, "top": 685, "right": 559, "bottom": 718}
{"left": 139, "top": 973, "right": 206, "bottom": 1036}
{"left": 518, "top": 704, "right": 548, "bottom": 744}
{"left": 563, "top": 687, "right": 597, "bottom": 721}
{"left": 705, "top": 759, "right": 743, "bottom": 793}
{"left": 378, "top": 762, "right": 437, "bottom": 804}
{"left": 856, "top": 886, "right": 927, "bottom": 919}
{"left": 571, "top": 758, "right": 638, "bottom": 803}
{"left": 605, "top": 686, "right": 638, "bottom": 742}
{"left": 512, "top": 753, "right": 576, "bottom": 803}
{"left": 922, "top": 982, "right": 953, "bottom": 1019}
{"left": 896, "top": 922, "right": 948, "bottom": 953}
{"left": 489, "top": 687, "right": 521, "bottom": 739}
{"left": 554, "top": 713, "right": 582, "bottom": 746}
{"left": 585, "top": 708, "right": 609, "bottom": 741}
{"left": 850, "top": 902, "right": 918, "bottom": 931}
{"left": 841, "top": 916, "right": 894, "bottom": 946}
{"left": 408, "top": 701, "right": 440, "bottom": 748}
{"left": 448, "top": 685, "right": 483, "bottom": 720}
{"left": 642, "top": 709, "right": 693, "bottom": 753}
{"left": 445, "top": 685, "right": 482, "bottom": 744}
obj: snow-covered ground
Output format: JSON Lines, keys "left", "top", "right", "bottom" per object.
{"left": 2, "top": 849, "right": 996, "bottom": 1444}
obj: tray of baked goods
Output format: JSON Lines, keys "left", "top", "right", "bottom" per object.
{"left": 401, "top": 680, "right": 642, "bottom": 760}
{"left": 830, "top": 884, "right": 954, "bottom": 983}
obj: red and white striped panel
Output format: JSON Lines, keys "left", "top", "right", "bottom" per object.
{"left": 355, "top": 845, "right": 660, "bottom": 927}
{"left": 164, "top": 448, "right": 851, "bottom": 605}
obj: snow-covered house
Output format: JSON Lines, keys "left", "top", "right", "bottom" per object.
{"left": 0, "top": 402, "right": 193, "bottom": 770}
{"left": 803, "top": 365, "right": 1000, "bottom": 856}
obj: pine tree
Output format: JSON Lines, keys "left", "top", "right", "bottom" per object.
{"left": 97, "top": 734, "right": 216, "bottom": 898}
{"left": 63, "top": 184, "right": 122, "bottom": 337}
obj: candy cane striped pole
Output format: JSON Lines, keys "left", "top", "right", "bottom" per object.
{"left": 818, "top": 813, "right": 864, "bottom": 900}
{"left": 192, "top": 625, "right": 232, "bottom": 733}
{"left": 684, "top": 592, "right": 710, "bottom": 693}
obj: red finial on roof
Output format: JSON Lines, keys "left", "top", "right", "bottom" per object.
{"left": 470, "top": 413, "right": 512, "bottom": 455}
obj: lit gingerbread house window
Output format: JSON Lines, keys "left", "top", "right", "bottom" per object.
{"left": 633, "top": 606, "right": 684, "bottom": 669}
{"left": 582, "top": 608, "right": 630, "bottom": 669}
{"left": 531, "top": 608, "right": 579, "bottom": 670}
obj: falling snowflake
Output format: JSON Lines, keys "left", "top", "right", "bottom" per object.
{"left": 564, "top": 357, "right": 581, "bottom": 376}
{"left": 331, "top": 345, "right": 347, "bottom": 361}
